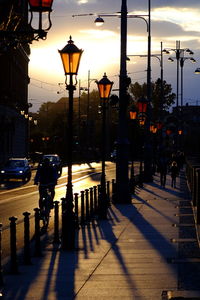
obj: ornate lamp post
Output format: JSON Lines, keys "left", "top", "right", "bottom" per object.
{"left": 28, "top": 0, "right": 54, "bottom": 39}
{"left": 72, "top": 0, "right": 152, "bottom": 202}
{"left": 163, "top": 41, "right": 195, "bottom": 107}
{"left": 58, "top": 36, "right": 83, "bottom": 250}
{"left": 96, "top": 73, "right": 113, "bottom": 219}
{"left": 0, "top": 0, "right": 54, "bottom": 47}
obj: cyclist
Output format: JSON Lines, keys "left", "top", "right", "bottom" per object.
{"left": 34, "top": 157, "right": 58, "bottom": 209}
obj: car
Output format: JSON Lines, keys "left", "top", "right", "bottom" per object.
{"left": 42, "top": 154, "right": 62, "bottom": 176}
{"left": 0, "top": 158, "right": 32, "bottom": 182}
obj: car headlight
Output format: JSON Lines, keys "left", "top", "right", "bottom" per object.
{"left": 19, "top": 171, "right": 23, "bottom": 174}
{"left": 0, "top": 170, "right": 5, "bottom": 174}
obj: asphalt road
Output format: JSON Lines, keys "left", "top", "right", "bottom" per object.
{"left": 0, "top": 161, "right": 116, "bottom": 262}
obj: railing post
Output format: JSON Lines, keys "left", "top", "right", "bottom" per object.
{"left": 34, "top": 208, "right": 42, "bottom": 257}
{"left": 107, "top": 181, "right": 111, "bottom": 206}
{"left": 0, "top": 223, "right": 4, "bottom": 286}
{"left": 23, "top": 212, "right": 31, "bottom": 265}
{"left": 111, "top": 179, "right": 116, "bottom": 202}
{"left": 74, "top": 193, "right": 79, "bottom": 228}
{"left": 85, "top": 189, "right": 90, "bottom": 221}
{"left": 80, "top": 191, "right": 85, "bottom": 225}
{"left": 89, "top": 187, "right": 94, "bottom": 218}
{"left": 53, "top": 201, "right": 60, "bottom": 244}
{"left": 97, "top": 184, "right": 101, "bottom": 213}
{"left": 93, "top": 186, "right": 97, "bottom": 215}
{"left": 9, "top": 216, "right": 18, "bottom": 274}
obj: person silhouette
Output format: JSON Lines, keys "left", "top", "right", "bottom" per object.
{"left": 170, "top": 161, "right": 179, "bottom": 188}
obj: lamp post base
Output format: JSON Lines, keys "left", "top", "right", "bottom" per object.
{"left": 61, "top": 194, "right": 76, "bottom": 251}
{"left": 98, "top": 174, "right": 108, "bottom": 219}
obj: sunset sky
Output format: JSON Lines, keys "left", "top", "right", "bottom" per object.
{"left": 28, "top": 0, "right": 200, "bottom": 112}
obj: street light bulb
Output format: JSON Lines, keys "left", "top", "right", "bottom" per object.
{"left": 190, "top": 58, "right": 196, "bottom": 63}
{"left": 194, "top": 68, "right": 200, "bottom": 74}
{"left": 95, "top": 17, "right": 104, "bottom": 27}
{"left": 163, "top": 49, "right": 170, "bottom": 54}
{"left": 168, "top": 57, "right": 174, "bottom": 63}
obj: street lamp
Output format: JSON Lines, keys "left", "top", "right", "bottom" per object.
{"left": 128, "top": 41, "right": 164, "bottom": 118}
{"left": 58, "top": 36, "right": 83, "bottom": 250}
{"left": 194, "top": 68, "right": 200, "bottom": 74}
{"left": 0, "top": 0, "right": 54, "bottom": 48}
{"left": 28, "top": 0, "right": 54, "bottom": 38}
{"left": 180, "top": 57, "right": 196, "bottom": 107}
{"left": 96, "top": 73, "right": 113, "bottom": 219}
{"left": 163, "top": 40, "right": 195, "bottom": 107}
{"left": 95, "top": 1, "right": 152, "bottom": 193}
{"left": 72, "top": 0, "right": 152, "bottom": 201}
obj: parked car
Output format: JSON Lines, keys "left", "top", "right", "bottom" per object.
{"left": 42, "top": 154, "right": 62, "bottom": 176}
{"left": 0, "top": 158, "right": 32, "bottom": 182}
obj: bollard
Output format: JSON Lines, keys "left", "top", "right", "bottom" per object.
{"left": 97, "top": 184, "right": 101, "bottom": 212}
{"left": 61, "top": 195, "right": 76, "bottom": 251}
{"left": 74, "top": 193, "right": 79, "bottom": 228}
{"left": 9, "top": 216, "right": 18, "bottom": 274}
{"left": 85, "top": 189, "right": 90, "bottom": 221}
{"left": 53, "top": 201, "right": 60, "bottom": 244}
{"left": 93, "top": 186, "right": 97, "bottom": 214}
{"left": 61, "top": 197, "right": 66, "bottom": 242}
{"left": 0, "top": 223, "right": 3, "bottom": 286}
{"left": 107, "top": 181, "right": 111, "bottom": 206}
{"left": 34, "top": 208, "right": 42, "bottom": 257}
{"left": 89, "top": 187, "right": 94, "bottom": 217}
{"left": 111, "top": 179, "right": 116, "bottom": 202}
{"left": 80, "top": 191, "right": 85, "bottom": 225}
{"left": 23, "top": 212, "right": 31, "bottom": 265}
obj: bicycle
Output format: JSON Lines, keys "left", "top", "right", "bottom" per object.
{"left": 39, "top": 184, "right": 53, "bottom": 230}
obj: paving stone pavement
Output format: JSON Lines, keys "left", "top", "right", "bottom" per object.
{"left": 1, "top": 169, "right": 200, "bottom": 300}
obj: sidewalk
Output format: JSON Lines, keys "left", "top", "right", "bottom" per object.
{"left": 1, "top": 169, "right": 200, "bottom": 299}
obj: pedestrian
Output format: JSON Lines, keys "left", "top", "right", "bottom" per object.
{"left": 158, "top": 157, "right": 168, "bottom": 188}
{"left": 170, "top": 161, "right": 179, "bottom": 188}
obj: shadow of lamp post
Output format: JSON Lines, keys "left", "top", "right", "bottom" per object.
{"left": 96, "top": 73, "right": 113, "bottom": 219}
{"left": 58, "top": 36, "right": 83, "bottom": 250}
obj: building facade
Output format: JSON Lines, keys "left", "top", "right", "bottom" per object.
{"left": 0, "top": 0, "right": 30, "bottom": 165}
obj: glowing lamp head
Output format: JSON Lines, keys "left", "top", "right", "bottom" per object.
{"left": 95, "top": 16, "right": 104, "bottom": 27}
{"left": 59, "top": 36, "right": 83, "bottom": 75}
{"left": 166, "top": 129, "right": 172, "bottom": 135}
{"left": 139, "top": 115, "right": 146, "bottom": 126}
{"left": 28, "top": 0, "right": 54, "bottom": 12}
{"left": 137, "top": 96, "right": 148, "bottom": 114}
{"left": 96, "top": 73, "right": 113, "bottom": 99}
{"left": 194, "top": 68, "right": 200, "bottom": 74}
{"left": 130, "top": 111, "right": 137, "bottom": 120}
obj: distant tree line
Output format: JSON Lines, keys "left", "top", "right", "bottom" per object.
{"left": 29, "top": 78, "right": 176, "bottom": 163}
